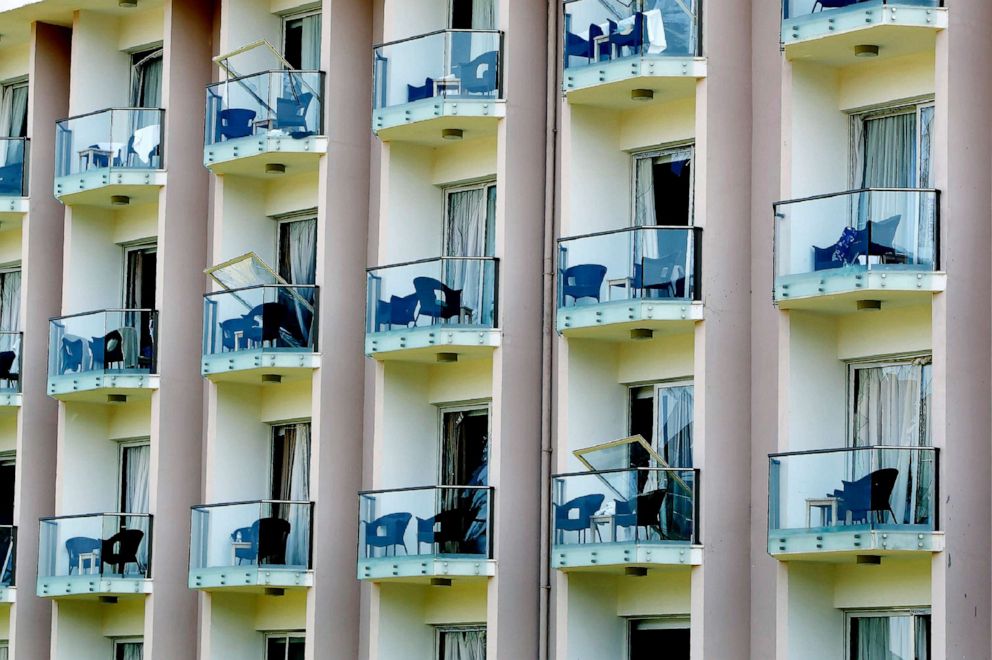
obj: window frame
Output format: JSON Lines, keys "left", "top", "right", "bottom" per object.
{"left": 112, "top": 637, "right": 144, "bottom": 660}
{"left": 845, "top": 353, "right": 932, "bottom": 449}
{"left": 629, "top": 140, "right": 696, "bottom": 228}
{"left": 116, "top": 437, "right": 151, "bottom": 514}
{"left": 272, "top": 208, "right": 319, "bottom": 284}
{"left": 848, "top": 97, "right": 935, "bottom": 190}
{"left": 268, "top": 419, "right": 312, "bottom": 501}
{"left": 626, "top": 615, "right": 690, "bottom": 660}
{"left": 626, "top": 377, "right": 694, "bottom": 464}
{"left": 441, "top": 179, "right": 498, "bottom": 258}
{"left": 263, "top": 630, "right": 306, "bottom": 660}
{"left": 436, "top": 400, "right": 491, "bottom": 486}
{"left": 434, "top": 624, "right": 487, "bottom": 660}
{"left": 845, "top": 608, "right": 931, "bottom": 660}
{"left": 0, "top": 77, "right": 29, "bottom": 139}
{"left": 120, "top": 239, "right": 158, "bottom": 308}
{"left": 128, "top": 45, "right": 164, "bottom": 108}
{"left": 281, "top": 8, "right": 322, "bottom": 69}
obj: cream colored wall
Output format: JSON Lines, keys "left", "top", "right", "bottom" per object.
{"left": 112, "top": 204, "right": 158, "bottom": 245}
{"left": 836, "top": 304, "right": 931, "bottom": 360}
{"left": 786, "top": 312, "right": 846, "bottom": 452}
{"left": 69, "top": 11, "right": 130, "bottom": 114}
{"left": 205, "top": 592, "right": 261, "bottom": 660}
{"left": 260, "top": 379, "right": 312, "bottom": 422}
{"left": 426, "top": 359, "right": 492, "bottom": 404}
{"left": 425, "top": 582, "right": 487, "bottom": 623}
{"left": 431, "top": 137, "right": 498, "bottom": 186}
{"left": 618, "top": 97, "right": 695, "bottom": 152}
{"left": 206, "top": 383, "right": 271, "bottom": 502}
{"left": 0, "top": 44, "right": 29, "bottom": 82}
{"left": 52, "top": 601, "right": 114, "bottom": 660}
{"left": 376, "top": 363, "right": 439, "bottom": 488}
{"left": 0, "top": 227, "right": 23, "bottom": 267}
{"left": 255, "top": 590, "right": 307, "bottom": 629}
{"left": 266, "top": 173, "right": 319, "bottom": 217}
{"left": 618, "top": 334, "right": 694, "bottom": 384}
{"left": 117, "top": 7, "right": 164, "bottom": 52}
{"left": 221, "top": 0, "right": 282, "bottom": 73}
{"left": 786, "top": 563, "right": 842, "bottom": 660}
{"left": 270, "top": 0, "right": 320, "bottom": 13}
{"left": 0, "top": 414, "right": 14, "bottom": 453}
{"left": 787, "top": 62, "right": 848, "bottom": 199}
{"left": 378, "top": 143, "right": 443, "bottom": 264}
{"left": 564, "top": 106, "right": 627, "bottom": 237}
{"left": 833, "top": 557, "right": 931, "bottom": 609}
{"left": 213, "top": 176, "right": 273, "bottom": 270}
{"left": 559, "top": 340, "right": 625, "bottom": 472}
{"left": 58, "top": 403, "right": 118, "bottom": 514}
{"left": 100, "top": 598, "right": 144, "bottom": 637}
{"left": 381, "top": 0, "right": 447, "bottom": 42}
{"left": 375, "top": 584, "right": 433, "bottom": 660}
{"left": 838, "top": 52, "right": 935, "bottom": 112}
{"left": 108, "top": 400, "right": 151, "bottom": 440}
{"left": 0, "top": 603, "right": 8, "bottom": 639}
{"left": 62, "top": 208, "right": 124, "bottom": 314}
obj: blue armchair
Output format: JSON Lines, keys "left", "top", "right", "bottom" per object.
{"left": 218, "top": 108, "right": 257, "bottom": 140}
{"left": 454, "top": 51, "right": 500, "bottom": 96}
{"left": 554, "top": 494, "right": 605, "bottom": 543}
{"left": 562, "top": 264, "right": 607, "bottom": 304}
{"left": 365, "top": 512, "right": 412, "bottom": 557}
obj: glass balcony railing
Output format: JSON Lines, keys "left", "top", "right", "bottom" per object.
{"left": 563, "top": 0, "right": 700, "bottom": 71}
{"left": 203, "top": 285, "right": 318, "bottom": 358}
{"left": 205, "top": 70, "right": 325, "bottom": 148}
{"left": 773, "top": 189, "right": 939, "bottom": 296}
{"left": 55, "top": 108, "right": 164, "bottom": 179}
{"left": 366, "top": 257, "right": 498, "bottom": 335}
{"left": 1, "top": 525, "right": 15, "bottom": 589}
{"left": 0, "top": 332, "right": 21, "bottom": 394}
{"left": 0, "top": 138, "right": 28, "bottom": 197}
{"left": 552, "top": 468, "right": 698, "bottom": 549}
{"left": 190, "top": 500, "right": 314, "bottom": 577}
{"left": 558, "top": 226, "right": 701, "bottom": 308}
{"left": 48, "top": 309, "right": 158, "bottom": 379}
{"left": 769, "top": 447, "right": 937, "bottom": 540}
{"left": 782, "top": 0, "right": 941, "bottom": 23}
{"left": 358, "top": 486, "right": 494, "bottom": 562}
{"left": 38, "top": 513, "right": 152, "bottom": 582}
{"left": 373, "top": 30, "right": 503, "bottom": 111}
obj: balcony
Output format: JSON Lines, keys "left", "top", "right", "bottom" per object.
{"left": 773, "top": 188, "right": 942, "bottom": 310}
{"left": 37, "top": 513, "right": 152, "bottom": 599}
{"left": 202, "top": 285, "right": 319, "bottom": 381}
{"left": 365, "top": 257, "right": 499, "bottom": 360}
{"left": 563, "top": 0, "right": 704, "bottom": 106}
{"left": 373, "top": 30, "right": 504, "bottom": 143}
{"left": 358, "top": 485, "right": 494, "bottom": 582}
{"left": 1, "top": 525, "right": 15, "bottom": 603}
{"left": 0, "top": 138, "right": 29, "bottom": 216}
{"left": 189, "top": 500, "right": 313, "bottom": 592}
{"left": 768, "top": 446, "right": 940, "bottom": 560}
{"left": 0, "top": 332, "right": 21, "bottom": 408}
{"left": 557, "top": 226, "right": 702, "bottom": 339}
{"left": 781, "top": 0, "right": 945, "bottom": 64}
{"left": 552, "top": 468, "right": 700, "bottom": 571}
{"left": 54, "top": 108, "right": 165, "bottom": 207}
{"left": 48, "top": 309, "right": 158, "bottom": 401}
{"left": 204, "top": 70, "right": 326, "bottom": 176}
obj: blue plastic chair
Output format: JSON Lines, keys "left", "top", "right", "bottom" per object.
{"left": 365, "top": 512, "right": 412, "bottom": 557}
{"left": 220, "top": 316, "right": 255, "bottom": 351}
{"left": 454, "top": 51, "right": 500, "bottom": 96}
{"left": 60, "top": 337, "right": 85, "bottom": 374}
{"left": 219, "top": 108, "right": 257, "bottom": 140}
{"left": 375, "top": 293, "right": 419, "bottom": 331}
{"left": 275, "top": 94, "right": 314, "bottom": 137}
{"left": 407, "top": 78, "right": 435, "bottom": 102}
{"left": 565, "top": 23, "right": 606, "bottom": 63}
{"left": 609, "top": 12, "right": 645, "bottom": 56}
{"left": 562, "top": 264, "right": 607, "bottom": 304}
{"left": 65, "top": 536, "right": 102, "bottom": 575}
{"left": 554, "top": 494, "right": 605, "bottom": 543}
{"left": 416, "top": 515, "right": 437, "bottom": 554}
{"left": 231, "top": 524, "right": 257, "bottom": 564}
{"left": 413, "top": 277, "right": 462, "bottom": 324}
{"left": 614, "top": 489, "right": 667, "bottom": 541}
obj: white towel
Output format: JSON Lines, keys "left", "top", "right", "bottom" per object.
{"left": 131, "top": 124, "right": 161, "bottom": 163}
{"left": 578, "top": 10, "right": 667, "bottom": 55}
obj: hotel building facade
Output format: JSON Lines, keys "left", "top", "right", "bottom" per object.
{"left": 0, "top": 0, "right": 988, "bottom": 658}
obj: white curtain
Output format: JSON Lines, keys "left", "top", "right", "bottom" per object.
{"left": 286, "top": 423, "right": 311, "bottom": 567}
{"left": 656, "top": 384, "right": 694, "bottom": 540}
{"left": 0, "top": 645, "right": 7, "bottom": 660}
{"left": 634, "top": 157, "right": 657, "bottom": 227}
{"left": 287, "top": 218, "right": 317, "bottom": 343}
{"left": 471, "top": 0, "right": 496, "bottom": 29}
{"left": 918, "top": 106, "right": 936, "bottom": 267}
{"left": 915, "top": 617, "right": 930, "bottom": 660}
{"left": 854, "top": 616, "right": 912, "bottom": 660}
{"left": 124, "top": 444, "right": 151, "bottom": 514}
{"left": 0, "top": 84, "right": 28, "bottom": 168}
{"left": 854, "top": 111, "right": 916, "bottom": 234}
{"left": 120, "top": 642, "right": 143, "bottom": 660}
{"left": 852, "top": 363, "right": 931, "bottom": 526}
{"left": 131, "top": 53, "right": 163, "bottom": 108}
{"left": 300, "top": 14, "right": 322, "bottom": 70}
{"left": 442, "top": 630, "right": 486, "bottom": 660}
{"left": 445, "top": 187, "right": 492, "bottom": 325}
{"left": 0, "top": 271, "right": 20, "bottom": 356}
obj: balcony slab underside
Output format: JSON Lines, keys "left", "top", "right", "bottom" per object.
{"left": 564, "top": 57, "right": 705, "bottom": 107}
{"left": 188, "top": 567, "right": 312, "bottom": 592}
{"left": 769, "top": 529, "right": 943, "bottom": 561}
{"left": 0, "top": 586, "right": 14, "bottom": 603}
{"left": 204, "top": 136, "right": 327, "bottom": 176}
{"left": 783, "top": 9, "right": 945, "bottom": 65}
{"left": 553, "top": 542, "right": 702, "bottom": 571}
{"left": 774, "top": 270, "right": 945, "bottom": 311}
{"left": 55, "top": 170, "right": 165, "bottom": 207}
{"left": 0, "top": 392, "right": 21, "bottom": 409}
{"left": 358, "top": 556, "right": 495, "bottom": 583}
{"left": 0, "top": 197, "right": 28, "bottom": 216}
{"left": 366, "top": 328, "right": 500, "bottom": 361}
{"left": 37, "top": 575, "right": 152, "bottom": 599}
{"left": 48, "top": 373, "right": 159, "bottom": 402}
{"left": 202, "top": 350, "right": 320, "bottom": 382}
{"left": 557, "top": 300, "right": 703, "bottom": 338}
{"left": 374, "top": 100, "right": 505, "bottom": 145}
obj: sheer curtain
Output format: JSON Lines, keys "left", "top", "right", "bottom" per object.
{"left": 287, "top": 218, "right": 317, "bottom": 344}
{"left": 657, "top": 385, "right": 693, "bottom": 539}
{"left": 124, "top": 443, "right": 151, "bottom": 573}
{"left": 852, "top": 363, "right": 931, "bottom": 525}
{"left": 442, "top": 630, "right": 486, "bottom": 660}
{"left": 445, "top": 188, "right": 491, "bottom": 325}
{"left": 634, "top": 157, "right": 657, "bottom": 227}
{"left": 300, "top": 14, "right": 322, "bottom": 70}
{"left": 471, "top": 0, "right": 496, "bottom": 29}
{"left": 854, "top": 110, "right": 916, "bottom": 235}
{"left": 0, "top": 84, "right": 28, "bottom": 168}
{"left": 284, "top": 423, "right": 311, "bottom": 567}
{"left": 915, "top": 616, "right": 930, "bottom": 660}
{"left": 0, "top": 645, "right": 6, "bottom": 660}
{"left": 854, "top": 616, "right": 912, "bottom": 660}
{"left": 918, "top": 106, "right": 936, "bottom": 268}
{"left": 0, "top": 270, "right": 20, "bottom": 358}
{"left": 120, "top": 642, "right": 143, "bottom": 660}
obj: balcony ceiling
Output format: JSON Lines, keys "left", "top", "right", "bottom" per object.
{"left": 0, "top": 0, "right": 164, "bottom": 47}
{"left": 785, "top": 25, "right": 938, "bottom": 68}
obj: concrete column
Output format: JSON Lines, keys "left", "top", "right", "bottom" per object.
{"left": 750, "top": 0, "right": 784, "bottom": 658}
{"left": 486, "top": 0, "right": 548, "bottom": 657}
{"left": 306, "top": 0, "right": 372, "bottom": 658}
{"left": 691, "top": 0, "right": 752, "bottom": 657}
{"left": 931, "top": 1, "right": 992, "bottom": 656}
{"left": 9, "top": 21, "right": 71, "bottom": 660}
{"left": 144, "top": 0, "right": 213, "bottom": 657}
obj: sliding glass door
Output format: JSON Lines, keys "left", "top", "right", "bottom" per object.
{"left": 848, "top": 611, "right": 930, "bottom": 660}
{"left": 271, "top": 422, "right": 311, "bottom": 566}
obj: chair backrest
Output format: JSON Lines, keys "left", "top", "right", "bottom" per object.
{"left": 869, "top": 468, "right": 900, "bottom": 511}
{"left": 104, "top": 528, "right": 145, "bottom": 561}
{"left": 367, "top": 512, "right": 412, "bottom": 547}
{"left": 555, "top": 493, "right": 605, "bottom": 530}
{"left": 104, "top": 329, "right": 125, "bottom": 363}
{"left": 868, "top": 215, "right": 902, "bottom": 249}
{"left": 62, "top": 337, "right": 84, "bottom": 372}
{"left": 413, "top": 277, "right": 461, "bottom": 319}
{"left": 635, "top": 489, "right": 668, "bottom": 526}
{"left": 219, "top": 108, "right": 257, "bottom": 139}
{"left": 65, "top": 536, "right": 102, "bottom": 567}
{"left": 0, "top": 350, "right": 16, "bottom": 378}
{"left": 389, "top": 293, "right": 419, "bottom": 326}
{"left": 563, "top": 264, "right": 607, "bottom": 299}
{"left": 416, "top": 516, "right": 436, "bottom": 545}
{"left": 407, "top": 78, "right": 435, "bottom": 103}
{"left": 256, "top": 517, "right": 292, "bottom": 565}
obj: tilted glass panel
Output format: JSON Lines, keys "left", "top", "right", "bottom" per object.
{"left": 557, "top": 227, "right": 700, "bottom": 307}
{"left": 365, "top": 258, "right": 498, "bottom": 335}
{"left": 358, "top": 486, "right": 493, "bottom": 560}
{"left": 55, "top": 109, "right": 164, "bottom": 178}
{"left": 202, "top": 285, "right": 318, "bottom": 357}
{"left": 552, "top": 468, "right": 697, "bottom": 547}
{"left": 38, "top": 513, "right": 152, "bottom": 579}
{"left": 48, "top": 310, "right": 158, "bottom": 378}
{"left": 204, "top": 70, "right": 325, "bottom": 147}
{"left": 768, "top": 447, "right": 937, "bottom": 536}
{"left": 373, "top": 30, "right": 503, "bottom": 110}
{"left": 189, "top": 501, "right": 313, "bottom": 572}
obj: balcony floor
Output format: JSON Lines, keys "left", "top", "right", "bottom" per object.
{"left": 769, "top": 526, "right": 943, "bottom": 561}
{"left": 54, "top": 169, "right": 165, "bottom": 207}
{"left": 783, "top": 10, "right": 946, "bottom": 65}
{"left": 37, "top": 574, "right": 152, "bottom": 599}
{"left": 48, "top": 371, "right": 159, "bottom": 402}
{"left": 0, "top": 197, "right": 28, "bottom": 217}
{"left": 202, "top": 350, "right": 320, "bottom": 382}
{"left": 553, "top": 541, "right": 702, "bottom": 572}
{"left": 0, "top": 586, "right": 14, "bottom": 603}
{"left": 374, "top": 99, "right": 505, "bottom": 145}
{"left": 366, "top": 326, "right": 500, "bottom": 362}
{"left": 557, "top": 300, "right": 703, "bottom": 339}
{"left": 774, "top": 269, "right": 945, "bottom": 311}
{"left": 204, "top": 135, "right": 327, "bottom": 177}
{"left": 358, "top": 555, "right": 495, "bottom": 584}
{"left": 564, "top": 56, "right": 705, "bottom": 108}
{"left": 189, "top": 566, "right": 312, "bottom": 592}
{"left": 0, "top": 392, "right": 21, "bottom": 409}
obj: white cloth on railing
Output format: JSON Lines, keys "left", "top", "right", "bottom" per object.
{"left": 577, "top": 9, "right": 667, "bottom": 55}
{"left": 131, "top": 124, "right": 161, "bottom": 163}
